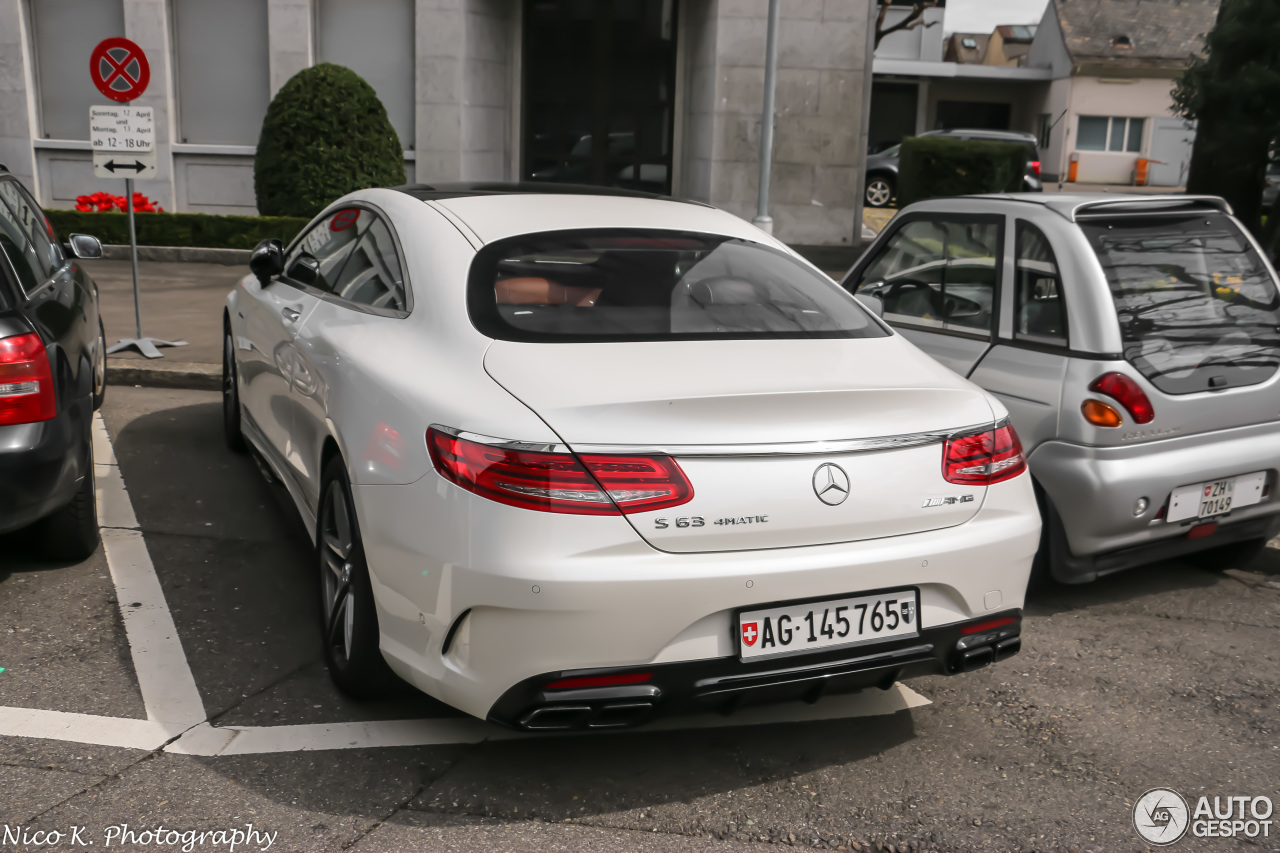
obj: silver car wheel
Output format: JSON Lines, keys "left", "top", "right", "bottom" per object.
{"left": 320, "top": 480, "right": 357, "bottom": 663}
{"left": 92, "top": 323, "right": 106, "bottom": 400}
{"left": 866, "top": 178, "right": 892, "bottom": 207}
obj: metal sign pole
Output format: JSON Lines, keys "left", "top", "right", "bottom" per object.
{"left": 751, "top": 0, "right": 781, "bottom": 235}
{"left": 126, "top": 176, "right": 141, "bottom": 339}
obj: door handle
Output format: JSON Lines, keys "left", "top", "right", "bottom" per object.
{"left": 281, "top": 306, "right": 302, "bottom": 323}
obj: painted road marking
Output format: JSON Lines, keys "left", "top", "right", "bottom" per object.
{"left": 0, "top": 413, "right": 932, "bottom": 755}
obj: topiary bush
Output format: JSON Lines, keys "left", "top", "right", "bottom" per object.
{"left": 254, "top": 63, "right": 405, "bottom": 218}
{"left": 897, "top": 136, "right": 1028, "bottom": 207}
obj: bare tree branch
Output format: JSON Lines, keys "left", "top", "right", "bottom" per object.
{"left": 874, "top": 0, "right": 941, "bottom": 48}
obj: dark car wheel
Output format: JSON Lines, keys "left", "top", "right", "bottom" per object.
{"left": 36, "top": 466, "right": 99, "bottom": 561}
{"left": 92, "top": 319, "right": 106, "bottom": 411}
{"left": 865, "top": 175, "right": 894, "bottom": 208}
{"left": 222, "top": 327, "right": 246, "bottom": 453}
{"left": 318, "top": 456, "right": 396, "bottom": 699}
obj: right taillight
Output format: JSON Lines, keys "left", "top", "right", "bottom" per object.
{"left": 943, "top": 422, "right": 1027, "bottom": 486}
{"left": 1088, "top": 372, "right": 1154, "bottom": 424}
{"left": 0, "top": 333, "right": 56, "bottom": 426}
{"left": 1031, "top": 160, "right": 1042, "bottom": 177}
{"left": 426, "top": 427, "right": 693, "bottom": 515}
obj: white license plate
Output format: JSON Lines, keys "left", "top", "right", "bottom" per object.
{"left": 1167, "top": 471, "right": 1267, "bottom": 523}
{"left": 738, "top": 589, "right": 919, "bottom": 660}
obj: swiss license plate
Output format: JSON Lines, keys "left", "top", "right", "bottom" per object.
{"left": 1167, "top": 471, "right": 1267, "bottom": 523}
{"left": 738, "top": 589, "right": 919, "bottom": 660}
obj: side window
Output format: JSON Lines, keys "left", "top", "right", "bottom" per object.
{"left": 1014, "top": 221, "right": 1067, "bottom": 344}
{"left": 854, "top": 217, "right": 999, "bottom": 333}
{"left": 0, "top": 191, "right": 46, "bottom": 296}
{"left": 0, "top": 179, "right": 62, "bottom": 289}
{"left": 329, "top": 216, "right": 407, "bottom": 312}
{"left": 283, "top": 207, "right": 368, "bottom": 292}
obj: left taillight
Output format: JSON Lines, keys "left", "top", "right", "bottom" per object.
{"left": 426, "top": 427, "right": 693, "bottom": 515}
{"left": 0, "top": 333, "right": 56, "bottom": 426}
{"left": 942, "top": 422, "right": 1027, "bottom": 486}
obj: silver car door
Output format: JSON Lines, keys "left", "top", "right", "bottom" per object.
{"left": 848, "top": 214, "right": 1003, "bottom": 377}
{"left": 968, "top": 219, "right": 1071, "bottom": 452}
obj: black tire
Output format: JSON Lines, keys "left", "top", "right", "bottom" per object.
{"left": 317, "top": 456, "right": 396, "bottom": 699}
{"left": 92, "top": 319, "right": 106, "bottom": 411}
{"left": 222, "top": 324, "right": 246, "bottom": 453}
{"left": 1027, "top": 481, "right": 1056, "bottom": 592}
{"left": 36, "top": 465, "right": 99, "bottom": 562}
{"left": 865, "top": 174, "right": 895, "bottom": 208}
{"left": 1189, "top": 538, "right": 1268, "bottom": 571}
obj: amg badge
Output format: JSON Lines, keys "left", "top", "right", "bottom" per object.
{"left": 922, "top": 494, "right": 974, "bottom": 508}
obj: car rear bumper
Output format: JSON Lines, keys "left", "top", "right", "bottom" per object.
{"left": 486, "top": 610, "right": 1023, "bottom": 730}
{"left": 0, "top": 394, "right": 92, "bottom": 536}
{"left": 1029, "top": 421, "right": 1280, "bottom": 579}
{"left": 354, "top": 471, "right": 1040, "bottom": 720}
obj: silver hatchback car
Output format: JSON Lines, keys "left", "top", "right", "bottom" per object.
{"left": 844, "top": 194, "right": 1280, "bottom": 582}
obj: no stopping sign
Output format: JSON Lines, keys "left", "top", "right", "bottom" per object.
{"left": 90, "top": 37, "right": 150, "bottom": 102}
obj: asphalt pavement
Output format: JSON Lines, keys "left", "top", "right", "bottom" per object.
{"left": 2, "top": 385, "right": 1278, "bottom": 852}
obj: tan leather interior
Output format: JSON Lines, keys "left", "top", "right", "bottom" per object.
{"left": 496, "top": 276, "right": 600, "bottom": 307}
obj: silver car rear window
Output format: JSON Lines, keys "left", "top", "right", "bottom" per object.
{"left": 468, "top": 229, "right": 888, "bottom": 342}
{"left": 1080, "top": 214, "right": 1280, "bottom": 394}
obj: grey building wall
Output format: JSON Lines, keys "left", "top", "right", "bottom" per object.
{"left": 678, "top": 0, "right": 876, "bottom": 247}
{"left": 8, "top": 0, "right": 874, "bottom": 246}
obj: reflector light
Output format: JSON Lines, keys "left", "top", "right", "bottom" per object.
{"left": 1081, "top": 399, "right": 1123, "bottom": 428}
{"left": 1187, "top": 522, "right": 1218, "bottom": 540}
{"left": 427, "top": 428, "right": 693, "bottom": 515}
{"left": 942, "top": 423, "right": 1027, "bottom": 486}
{"left": 0, "top": 333, "right": 56, "bottom": 426}
{"left": 545, "top": 672, "right": 653, "bottom": 690}
{"left": 1088, "top": 373, "right": 1154, "bottom": 424}
{"left": 961, "top": 616, "right": 1017, "bottom": 635}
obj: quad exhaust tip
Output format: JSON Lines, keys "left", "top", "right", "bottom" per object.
{"left": 519, "top": 701, "right": 655, "bottom": 731}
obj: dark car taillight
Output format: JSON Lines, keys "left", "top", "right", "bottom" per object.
{"left": 0, "top": 333, "right": 56, "bottom": 426}
{"left": 427, "top": 427, "right": 693, "bottom": 515}
{"left": 1089, "top": 372, "right": 1154, "bottom": 424}
{"left": 943, "top": 422, "right": 1026, "bottom": 486}
{"left": 1030, "top": 160, "right": 1041, "bottom": 177}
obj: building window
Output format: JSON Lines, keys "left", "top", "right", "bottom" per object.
{"left": 29, "top": 0, "right": 126, "bottom": 140}
{"left": 316, "top": 0, "right": 415, "bottom": 148}
{"left": 173, "top": 0, "right": 269, "bottom": 145}
{"left": 1078, "top": 116, "right": 1144, "bottom": 153}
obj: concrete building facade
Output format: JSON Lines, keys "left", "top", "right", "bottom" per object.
{"left": 0, "top": 0, "right": 878, "bottom": 247}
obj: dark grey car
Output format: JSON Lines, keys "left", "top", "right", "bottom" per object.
{"left": 864, "top": 129, "right": 1044, "bottom": 208}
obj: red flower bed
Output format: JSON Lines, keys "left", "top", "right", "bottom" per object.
{"left": 74, "top": 191, "right": 164, "bottom": 213}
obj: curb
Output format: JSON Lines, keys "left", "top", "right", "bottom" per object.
{"left": 100, "top": 245, "right": 251, "bottom": 265}
{"left": 107, "top": 359, "right": 220, "bottom": 392}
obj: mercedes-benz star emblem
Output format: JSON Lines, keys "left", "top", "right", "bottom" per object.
{"left": 813, "top": 463, "right": 850, "bottom": 506}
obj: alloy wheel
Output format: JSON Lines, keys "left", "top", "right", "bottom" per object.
{"left": 866, "top": 179, "right": 892, "bottom": 207}
{"left": 320, "top": 480, "right": 357, "bottom": 663}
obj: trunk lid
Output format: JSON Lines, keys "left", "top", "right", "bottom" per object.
{"left": 484, "top": 337, "right": 998, "bottom": 552}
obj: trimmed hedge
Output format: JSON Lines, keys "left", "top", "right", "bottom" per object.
{"left": 255, "top": 63, "right": 405, "bottom": 218}
{"left": 897, "top": 136, "right": 1029, "bottom": 207}
{"left": 45, "top": 210, "right": 309, "bottom": 250}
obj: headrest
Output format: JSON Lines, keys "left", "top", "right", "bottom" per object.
{"left": 495, "top": 276, "right": 600, "bottom": 307}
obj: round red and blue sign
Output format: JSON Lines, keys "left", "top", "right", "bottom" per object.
{"left": 90, "top": 37, "right": 150, "bottom": 103}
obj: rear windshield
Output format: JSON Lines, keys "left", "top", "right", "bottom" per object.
{"left": 1080, "top": 214, "right": 1280, "bottom": 394}
{"left": 468, "top": 229, "right": 887, "bottom": 342}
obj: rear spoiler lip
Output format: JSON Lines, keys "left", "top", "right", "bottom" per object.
{"left": 1068, "top": 195, "right": 1233, "bottom": 222}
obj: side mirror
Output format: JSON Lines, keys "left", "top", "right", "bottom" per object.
{"left": 249, "top": 238, "right": 285, "bottom": 285}
{"left": 286, "top": 254, "right": 319, "bottom": 286}
{"left": 66, "top": 233, "right": 103, "bottom": 259}
{"left": 855, "top": 292, "right": 884, "bottom": 318}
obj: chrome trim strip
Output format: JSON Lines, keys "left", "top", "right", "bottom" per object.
{"left": 431, "top": 422, "right": 997, "bottom": 458}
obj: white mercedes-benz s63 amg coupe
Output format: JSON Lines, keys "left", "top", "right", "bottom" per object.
{"left": 222, "top": 183, "right": 1041, "bottom": 731}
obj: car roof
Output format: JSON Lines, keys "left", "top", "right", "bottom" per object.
{"left": 394, "top": 183, "right": 776, "bottom": 247}
{"left": 923, "top": 129, "right": 1038, "bottom": 143}
{"left": 911, "top": 192, "right": 1232, "bottom": 222}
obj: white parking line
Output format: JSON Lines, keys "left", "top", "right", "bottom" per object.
{"left": 0, "top": 413, "right": 932, "bottom": 755}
